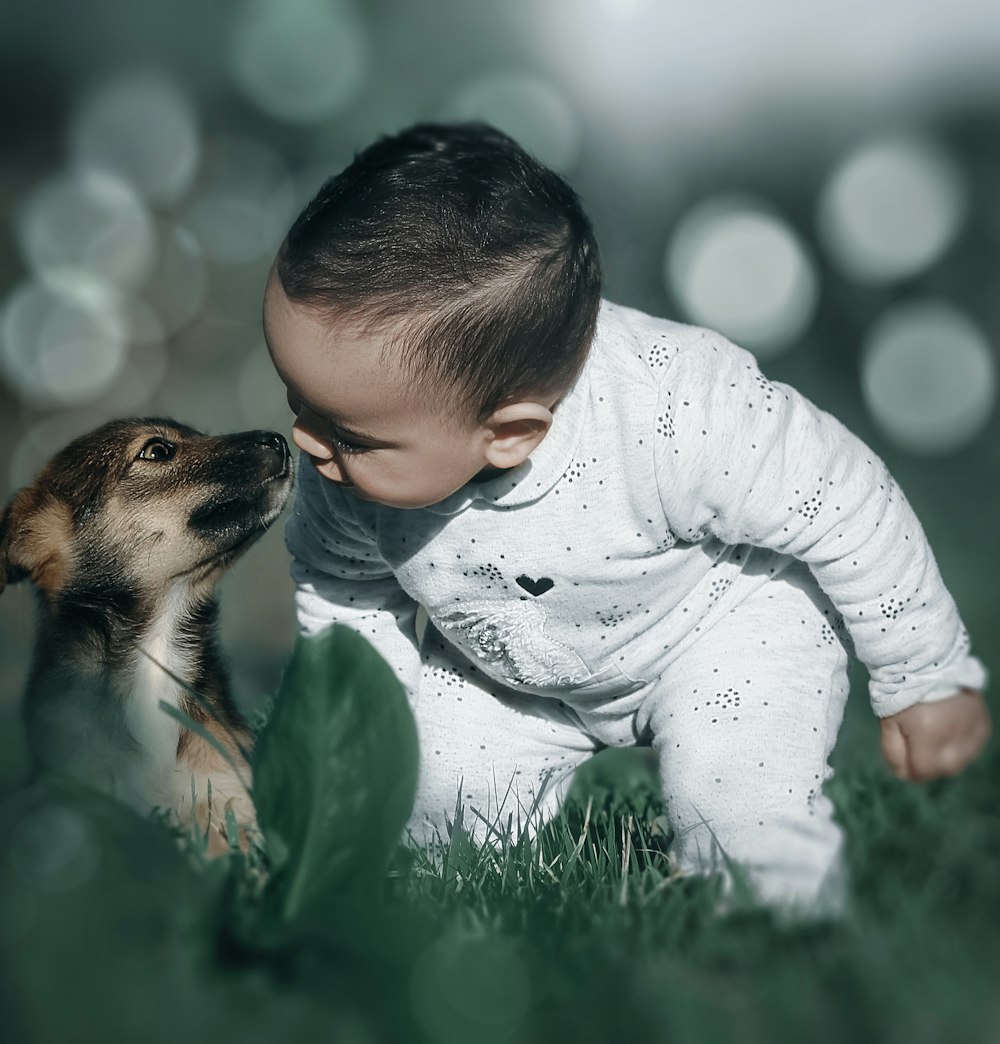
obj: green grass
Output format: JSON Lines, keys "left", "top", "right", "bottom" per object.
{"left": 1, "top": 627, "right": 998, "bottom": 1044}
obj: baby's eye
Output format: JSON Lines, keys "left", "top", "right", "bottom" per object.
{"left": 331, "top": 433, "right": 369, "bottom": 456}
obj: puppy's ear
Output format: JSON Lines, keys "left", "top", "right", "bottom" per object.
{"left": 0, "top": 489, "right": 71, "bottom": 596}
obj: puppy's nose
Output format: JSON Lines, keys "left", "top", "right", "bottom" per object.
{"left": 252, "top": 431, "right": 290, "bottom": 476}
{"left": 254, "top": 432, "right": 287, "bottom": 457}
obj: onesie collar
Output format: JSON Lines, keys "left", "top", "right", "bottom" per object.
{"left": 425, "top": 317, "right": 598, "bottom": 516}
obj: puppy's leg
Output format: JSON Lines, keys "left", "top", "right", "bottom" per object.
{"left": 174, "top": 727, "right": 257, "bottom": 856}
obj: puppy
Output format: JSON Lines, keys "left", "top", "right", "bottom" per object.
{"left": 0, "top": 418, "right": 293, "bottom": 856}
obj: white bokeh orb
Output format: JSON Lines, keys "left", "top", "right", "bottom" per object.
{"left": 1, "top": 280, "right": 129, "bottom": 407}
{"left": 443, "top": 72, "right": 582, "bottom": 173}
{"left": 818, "top": 136, "right": 967, "bottom": 284}
{"left": 69, "top": 72, "right": 200, "bottom": 206}
{"left": 665, "top": 195, "right": 818, "bottom": 357}
{"left": 861, "top": 299, "right": 995, "bottom": 456}
{"left": 18, "top": 169, "right": 158, "bottom": 293}
{"left": 229, "top": 0, "right": 369, "bottom": 124}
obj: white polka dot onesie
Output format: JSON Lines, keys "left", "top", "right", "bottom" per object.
{"left": 285, "top": 299, "right": 989, "bottom": 918}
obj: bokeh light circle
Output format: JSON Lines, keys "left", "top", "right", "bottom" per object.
{"left": 230, "top": 0, "right": 369, "bottom": 124}
{"left": 1, "top": 280, "right": 128, "bottom": 407}
{"left": 142, "top": 222, "right": 208, "bottom": 335}
{"left": 665, "top": 195, "right": 818, "bottom": 357}
{"left": 18, "top": 169, "right": 157, "bottom": 292}
{"left": 69, "top": 72, "right": 199, "bottom": 206}
{"left": 443, "top": 72, "right": 582, "bottom": 172}
{"left": 410, "top": 932, "right": 532, "bottom": 1044}
{"left": 861, "top": 299, "right": 995, "bottom": 456}
{"left": 818, "top": 136, "right": 967, "bottom": 284}
{"left": 180, "top": 137, "right": 296, "bottom": 264}
{"left": 9, "top": 804, "right": 101, "bottom": 893}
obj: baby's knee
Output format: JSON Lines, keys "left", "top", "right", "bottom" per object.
{"left": 665, "top": 786, "right": 850, "bottom": 921}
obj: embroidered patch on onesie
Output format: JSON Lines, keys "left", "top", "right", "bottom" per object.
{"left": 437, "top": 600, "right": 592, "bottom": 687}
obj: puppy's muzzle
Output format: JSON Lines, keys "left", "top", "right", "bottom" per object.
{"left": 187, "top": 431, "right": 294, "bottom": 566}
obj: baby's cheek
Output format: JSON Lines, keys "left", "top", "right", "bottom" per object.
{"left": 314, "top": 459, "right": 351, "bottom": 484}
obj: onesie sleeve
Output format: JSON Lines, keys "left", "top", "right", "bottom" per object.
{"left": 284, "top": 452, "right": 423, "bottom": 697}
{"left": 652, "top": 327, "right": 989, "bottom": 719}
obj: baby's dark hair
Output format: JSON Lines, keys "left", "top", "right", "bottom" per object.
{"left": 275, "top": 121, "right": 603, "bottom": 424}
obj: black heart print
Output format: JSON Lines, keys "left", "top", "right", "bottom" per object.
{"left": 516, "top": 575, "right": 554, "bottom": 597}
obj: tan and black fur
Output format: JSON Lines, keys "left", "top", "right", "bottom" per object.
{"left": 0, "top": 418, "right": 293, "bottom": 856}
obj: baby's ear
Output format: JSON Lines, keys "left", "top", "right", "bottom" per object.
{"left": 483, "top": 402, "right": 554, "bottom": 471}
{"left": 0, "top": 488, "right": 70, "bottom": 596}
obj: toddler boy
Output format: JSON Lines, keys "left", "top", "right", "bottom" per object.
{"left": 262, "top": 122, "right": 991, "bottom": 919}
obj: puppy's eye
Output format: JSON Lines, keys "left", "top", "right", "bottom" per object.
{"left": 137, "top": 438, "right": 176, "bottom": 462}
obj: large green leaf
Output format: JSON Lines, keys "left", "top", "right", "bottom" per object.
{"left": 253, "top": 624, "right": 419, "bottom": 927}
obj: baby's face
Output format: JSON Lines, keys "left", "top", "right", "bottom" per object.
{"left": 262, "top": 269, "right": 498, "bottom": 509}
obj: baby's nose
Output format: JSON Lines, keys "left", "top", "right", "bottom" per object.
{"left": 291, "top": 422, "right": 334, "bottom": 461}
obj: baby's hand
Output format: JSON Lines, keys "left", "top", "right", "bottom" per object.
{"left": 880, "top": 688, "right": 992, "bottom": 782}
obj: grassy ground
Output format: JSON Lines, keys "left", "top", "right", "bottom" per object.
{"left": 0, "top": 631, "right": 998, "bottom": 1044}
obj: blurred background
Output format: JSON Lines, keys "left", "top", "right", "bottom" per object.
{"left": 1, "top": 0, "right": 998, "bottom": 787}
